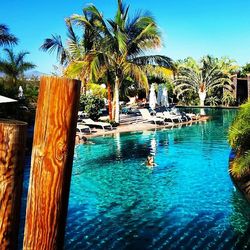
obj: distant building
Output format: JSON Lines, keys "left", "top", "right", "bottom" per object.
{"left": 232, "top": 74, "right": 250, "bottom": 105}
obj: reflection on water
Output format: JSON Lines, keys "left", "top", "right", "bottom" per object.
{"left": 65, "top": 108, "right": 250, "bottom": 249}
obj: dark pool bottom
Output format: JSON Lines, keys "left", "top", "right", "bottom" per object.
{"left": 19, "top": 109, "right": 250, "bottom": 249}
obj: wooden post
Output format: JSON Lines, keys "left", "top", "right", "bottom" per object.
{"left": 0, "top": 119, "right": 27, "bottom": 250}
{"left": 23, "top": 76, "right": 80, "bottom": 250}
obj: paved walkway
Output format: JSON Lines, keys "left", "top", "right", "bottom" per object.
{"left": 84, "top": 114, "right": 209, "bottom": 138}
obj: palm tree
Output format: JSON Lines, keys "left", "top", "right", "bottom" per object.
{"left": 174, "top": 56, "right": 233, "bottom": 106}
{"left": 0, "top": 24, "right": 18, "bottom": 47}
{"left": 67, "top": 0, "right": 173, "bottom": 123}
{"left": 0, "top": 48, "right": 35, "bottom": 86}
{"left": 41, "top": 17, "right": 99, "bottom": 94}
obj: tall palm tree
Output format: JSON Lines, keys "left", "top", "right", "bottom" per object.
{"left": 174, "top": 57, "right": 233, "bottom": 106}
{"left": 67, "top": 0, "right": 173, "bottom": 123}
{"left": 0, "top": 24, "right": 18, "bottom": 47}
{"left": 41, "top": 17, "right": 99, "bottom": 94}
{"left": 0, "top": 48, "right": 35, "bottom": 86}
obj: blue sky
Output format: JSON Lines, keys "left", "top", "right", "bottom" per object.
{"left": 1, "top": 0, "right": 250, "bottom": 73}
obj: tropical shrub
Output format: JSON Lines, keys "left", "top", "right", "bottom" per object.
{"left": 79, "top": 94, "right": 105, "bottom": 120}
{"left": 222, "top": 91, "right": 236, "bottom": 107}
{"left": 0, "top": 80, "right": 18, "bottom": 97}
{"left": 24, "top": 81, "right": 40, "bottom": 107}
{"left": 206, "top": 96, "right": 220, "bottom": 106}
{"left": 229, "top": 100, "right": 250, "bottom": 177}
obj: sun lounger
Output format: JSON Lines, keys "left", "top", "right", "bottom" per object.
{"left": 156, "top": 111, "right": 182, "bottom": 123}
{"left": 169, "top": 109, "right": 189, "bottom": 122}
{"left": 76, "top": 123, "right": 91, "bottom": 134}
{"left": 139, "top": 109, "right": 165, "bottom": 125}
{"left": 81, "top": 118, "right": 113, "bottom": 131}
{"left": 186, "top": 113, "right": 200, "bottom": 120}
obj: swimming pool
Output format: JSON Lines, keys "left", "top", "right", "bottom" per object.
{"left": 61, "top": 109, "right": 250, "bottom": 249}
{"left": 18, "top": 109, "right": 250, "bottom": 249}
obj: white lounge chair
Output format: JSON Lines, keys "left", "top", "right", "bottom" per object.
{"left": 186, "top": 113, "right": 200, "bottom": 120}
{"left": 81, "top": 118, "right": 113, "bottom": 131}
{"left": 156, "top": 111, "right": 182, "bottom": 123}
{"left": 76, "top": 124, "right": 91, "bottom": 135}
{"left": 139, "top": 109, "right": 165, "bottom": 125}
{"left": 170, "top": 108, "right": 188, "bottom": 122}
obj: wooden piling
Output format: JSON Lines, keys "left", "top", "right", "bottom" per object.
{"left": 0, "top": 119, "right": 27, "bottom": 250}
{"left": 23, "top": 76, "right": 81, "bottom": 250}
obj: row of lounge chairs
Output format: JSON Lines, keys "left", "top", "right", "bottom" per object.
{"left": 76, "top": 107, "right": 199, "bottom": 136}
{"left": 139, "top": 108, "right": 199, "bottom": 125}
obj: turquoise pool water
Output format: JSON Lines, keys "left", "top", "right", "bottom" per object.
{"left": 63, "top": 109, "right": 250, "bottom": 249}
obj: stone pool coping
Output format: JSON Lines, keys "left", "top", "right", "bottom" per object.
{"left": 176, "top": 105, "right": 239, "bottom": 109}
{"left": 84, "top": 116, "right": 210, "bottom": 139}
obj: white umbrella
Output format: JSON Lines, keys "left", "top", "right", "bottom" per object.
{"left": 0, "top": 95, "right": 17, "bottom": 104}
{"left": 149, "top": 84, "right": 157, "bottom": 110}
{"left": 161, "top": 86, "right": 169, "bottom": 107}
{"left": 18, "top": 86, "right": 24, "bottom": 99}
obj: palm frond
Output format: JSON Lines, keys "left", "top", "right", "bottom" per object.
{"left": 123, "top": 62, "right": 149, "bottom": 92}
{"left": 40, "top": 35, "right": 68, "bottom": 65}
{"left": 0, "top": 24, "right": 18, "bottom": 46}
{"left": 131, "top": 55, "right": 174, "bottom": 69}
{"left": 65, "top": 18, "right": 79, "bottom": 44}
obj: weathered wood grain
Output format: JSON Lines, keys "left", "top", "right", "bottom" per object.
{"left": 23, "top": 76, "right": 81, "bottom": 250}
{"left": 0, "top": 119, "right": 27, "bottom": 250}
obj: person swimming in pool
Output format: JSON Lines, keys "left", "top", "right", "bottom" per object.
{"left": 146, "top": 155, "right": 156, "bottom": 167}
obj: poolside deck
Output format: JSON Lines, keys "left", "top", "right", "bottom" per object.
{"left": 84, "top": 114, "right": 210, "bottom": 138}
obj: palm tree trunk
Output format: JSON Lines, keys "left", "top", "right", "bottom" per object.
{"left": 107, "top": 82, "right": 112, "bottom": 120}
{"left": 198, "top": 90, "right": 206, "bottom": 106}
{"left": 81, "top": 79, "right": 87, "bottom": 95}
{"left": 114, "top": 76, "right": 120, "bottom": 123}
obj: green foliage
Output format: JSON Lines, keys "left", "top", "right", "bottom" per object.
{"left": 206, "top": 96, "right": 220, "bottom": 106}
{"left": 174, "top": 55, "right": 236, "bottom": 106}
{"left": 87, "top": 83, "right": 107, "bottom": 99}
{"left": 178, "top": 90, "right": 199, "bottom": 105}
{"left": 229, "top": 101, "right": 250, "bottom": 152}
{"left": 0, "top": 77, "right": 39, "bottom": 104}
{"left": 239, "top": 63, "right": 250, "bottom": 77}
{"left": 0, "top": 79, "right": 18, "bottom": 97}
{"left": 230, "top": 151, "right": 250, "bottom": 178}
{"left": 229, "top": 100, "right": 250, "bottom": 177}
{"left": 23, "top": 81, "right": 39, "bottom": 107}
{"left": 222, "top": 91, "right": 236, "bottom": 107}
{"left": 79, "top": 94, "right": 105, "bottom": 120}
